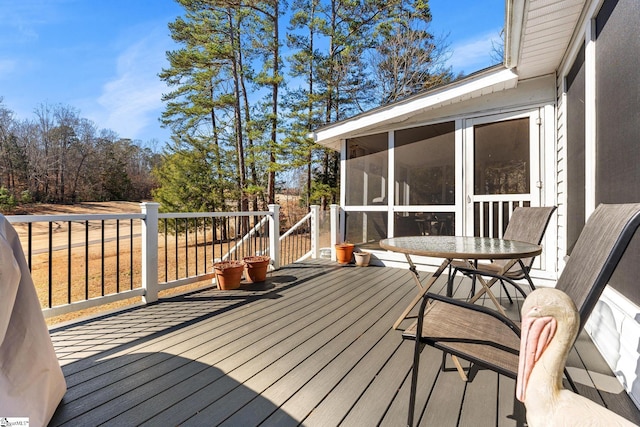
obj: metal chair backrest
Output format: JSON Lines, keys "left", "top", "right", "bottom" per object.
{"left": 556, "top": 203, "right": 640, "bottom": 330}
{"left": 496, "top": 206, "right": 557, "bottom": 271}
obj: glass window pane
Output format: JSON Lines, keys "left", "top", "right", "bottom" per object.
{"left": 393, "top": 212, "right": 455, "bottom": 237}
{"left": 345, "top": 211, "right": 388, "bottom": 245}
{"left": 345, "top": 133, "right": 388, "bottom": 206}
{"left": 394, "top": 122, "right": 455, "bottom": 205}
{"left": 474, "top": 118, "right": 530, "bottom": 195}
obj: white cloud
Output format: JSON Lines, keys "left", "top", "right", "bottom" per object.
{"left": 91, "top": 28, "right": 170, "bottom": 140}
{"left": 0, "top": 0, "right": 60, "bottom": 45}
{"left": 448, "top": 30, "right": 503, "bottom": 74}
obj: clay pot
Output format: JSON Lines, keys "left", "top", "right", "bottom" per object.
{"left": 213, "top": 261, "right": 244, "bottom": 290}
{"left": 335, "top": 243, "right": 355, "bottom": 265}
{"left": 354, "top": 251, "right": 371, "bottom": 267}
{"left": 243, "top": 256, "right": 271, "bottom": 283}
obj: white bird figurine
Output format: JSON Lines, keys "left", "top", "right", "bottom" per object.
{"left": 516, "top": 287, "right": 638, "bottom": 427}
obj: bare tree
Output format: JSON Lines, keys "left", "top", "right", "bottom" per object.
{"left": 370, "top": 14, "right": 454, "bottom": 104}
{"left": 490, "top": 28, "right": 505, "bottom": 65}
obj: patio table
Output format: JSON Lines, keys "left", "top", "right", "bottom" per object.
{"left": 379, "top": 235, "right": 542, "bottom": 330}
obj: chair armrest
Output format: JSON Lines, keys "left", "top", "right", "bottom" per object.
{"left": 419, "top": 291, "right": 521, "bottom": 337}
{"left": 453, "top": 266, "right": 530, "bottom": 299}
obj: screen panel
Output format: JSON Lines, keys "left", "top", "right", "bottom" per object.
{"left": 565, "top": 44, "right": 585, "bottom": 255}
{"left": 595, "top": 0, "right": 640, "bottom": 304}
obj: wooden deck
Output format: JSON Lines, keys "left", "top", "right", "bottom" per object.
{"left": 48, "top": 259, "right": 640, "bottom": 426}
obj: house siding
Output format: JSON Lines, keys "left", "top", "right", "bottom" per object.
{"left": 555, "top": 0, "right": 640, "bottom": 409}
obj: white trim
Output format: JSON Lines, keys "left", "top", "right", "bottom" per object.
{"left": 313, "top": 68, "right": 519, "bottom": 146}
{"left": 542, "top": 103, "right": 559, "bottom": 275}
{"left": 584, "top": 17, "right": 597, "bottom": 218}
{"left": 388, "top": 131, "right": 395, "bottom": 237}
{"left": 43, "top": 288, "right": 146, "bottom": 319}
{"left": 505, "top": 0, "right": 526, "bottom": 68}
{"left": 586, "top": 286, "right": 640, "bottom": 409}
{"left": 455, "top": 119, "right": 465, "bottom": 236}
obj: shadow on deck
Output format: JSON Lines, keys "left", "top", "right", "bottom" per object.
{"left": 48, "top": 259, "right": 640, "bottom": 426}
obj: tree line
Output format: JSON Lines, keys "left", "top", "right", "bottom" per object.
{"left": 154, "top": 0, "right": 455, "bottom": 214}
{"left": 0, "top": 0, "right": 456, "bottom": 214}
{"left": 0, "top": 99, "right": 158, "bottom": 210}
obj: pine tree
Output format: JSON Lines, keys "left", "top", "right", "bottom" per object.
{"left": 159, "top": 1, "right": 237, "bottom": 213}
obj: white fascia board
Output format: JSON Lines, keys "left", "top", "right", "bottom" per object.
{"left": 313, "top": 68, "right": 519, "bottom": 146}
{"left": 505, "top": 0, "right": 526, "bottom": 69}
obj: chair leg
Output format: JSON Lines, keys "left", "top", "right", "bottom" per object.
{"left": 447, "top": 265, "right": 454, "bottom": 297}
{"left": 520, "top": 261, "right": 536, "bottom": 292}
{"left": 408, "top": 340, "right": 423, "bottom": 427}
{"left": 470, "top": 272, "right": 476, "bottom": 296}
{"left": 500, "top": 279, "right": 514, "bottom": 304}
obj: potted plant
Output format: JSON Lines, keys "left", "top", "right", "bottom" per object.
{"left": 213, "top": 260, "right": 244, "bottom": 290}
{"left": 353, "top": 251, "right": 371, "bottom": 267}
{"left": 335, "top": 242, "right": 355, "bottom": 265}
{"left": 243, "top": 255, "right": 271, "bottom": 283}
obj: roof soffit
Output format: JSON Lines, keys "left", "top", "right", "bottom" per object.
{"left": 507, "top": 0, "right": 587, "bottom": 78}
{"left": 313, "top": 67, "right": 519, "bottom": 149}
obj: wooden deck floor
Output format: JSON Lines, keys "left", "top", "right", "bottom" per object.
{"left": 48, "top": 259, "right": 640, "bottom": 426}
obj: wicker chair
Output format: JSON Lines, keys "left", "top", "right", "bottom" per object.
{"left": 449, "top": 206, "right": 556, "bottom": 303}
{"left": 403, "top": 203, "right": 640, "bottom": 426}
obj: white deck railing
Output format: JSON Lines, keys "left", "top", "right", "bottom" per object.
{"left": 6, "top": 203, "right": 331, "bottom": 319}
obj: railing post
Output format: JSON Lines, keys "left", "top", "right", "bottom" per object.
{"left": 330, "top": 204, "right": 339, "bottom": 261}
{"left": 141, "top": 202, "right": 159, "bottom": 304}
{"left": 310, "top": 205, "right": 320, "bottom": 259}
{"left": 269, "top": 204, "right": 280, "bottom": 270}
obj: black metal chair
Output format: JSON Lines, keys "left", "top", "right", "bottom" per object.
{"left": 448, "top": 206, "right": 557, "bottom": 303}
{"left": 403, "top": 203, "right": 640, "bottom": 426}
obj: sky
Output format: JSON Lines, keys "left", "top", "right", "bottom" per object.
{"left": 0, "top": 0, "right": 504, "bottom": 148}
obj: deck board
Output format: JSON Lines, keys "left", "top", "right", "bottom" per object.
{"left": 47, "top": 259, "right": 640, "bottom": 426}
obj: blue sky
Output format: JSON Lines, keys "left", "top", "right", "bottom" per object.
{"left": 0, "top": 0, "right": 504, "bottom": 146}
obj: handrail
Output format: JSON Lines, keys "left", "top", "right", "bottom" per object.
{"left": 221, "top": 215, "right": 270, "bottom": 261}
{"left": 280, "top": 211, "right": 312, "bottom": 240}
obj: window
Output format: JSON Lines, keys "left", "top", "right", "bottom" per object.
{"left": 394, "top": 122, "right": 455, "bottom": 205}
{"left": 474, "top": 118, "right": 530, "bottom": 195}
{"left": 345, "top": 211, "right": 388, "bottom": 245}
{"left": 345, "top": 133, "right": 388, "bottom": 206}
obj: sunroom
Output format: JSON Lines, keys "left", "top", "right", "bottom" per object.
{"left": 314, "top": 67, "right": 558, "bottom": 282}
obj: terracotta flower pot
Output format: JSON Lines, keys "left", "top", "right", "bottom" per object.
{"left": 213, "top": 260, "right": 244, "bottom": 290}
{"left": 335, "top": 243, "right": 355, "bottom": 265}
{"left": 243, "top": 255, "right": 270, "bottom": 283}
{"left": 354, "top": 251, "right": 371, "bottom": 267}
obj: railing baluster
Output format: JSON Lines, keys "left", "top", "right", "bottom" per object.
{"left": 27, "top": 223, "right": 32, "bottom": 271}
{"left": 203, "top": 218, "right": 207, "bottom": 273}
{"left": 48, "top": 222, "right": 52, "bottom": 308}
{"left": 130, "top": 218, "right": 134, "bottom": 291}
{"left": 185, "top": 218, "right": 189, "bottom": 277}
{"left": 174, "top": 218, "right": 178, "bottom": 280}
{"left": 101, "top": 220, "right": 105, "bottom": 296}
{"left": 68, "top": 221, "right": 72, "bottom": 304}
{"left": 195, "top": 218, "right": 199, "bottom": 276}
{"left": 85, "top": 220, "right": 89, "bottom": 300}
{"left": 164, "top": 218, "right": 168, "bottom": 282}
{"left": 116, "top": 219, "right": 120, "bottom": 293}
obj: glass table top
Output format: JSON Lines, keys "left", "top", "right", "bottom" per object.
{"left": 379, "top": 236, "right": 542, "bottom": 259}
